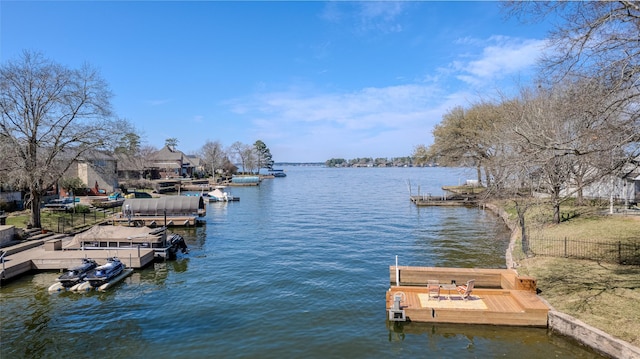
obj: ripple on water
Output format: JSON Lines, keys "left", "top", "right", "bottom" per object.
{"left": 0, "top": 167, "right": 604, "bottom": 358}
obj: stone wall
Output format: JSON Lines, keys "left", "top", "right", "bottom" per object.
{"left": 549, "top": 311, "right": 640, "bottom": 359}
{"left": 0, "top": 225, "right": 15, "bottom": 247}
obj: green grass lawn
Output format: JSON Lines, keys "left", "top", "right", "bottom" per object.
{"left": 507, "top": 206, "right": 640, "bottom": 346}
{"left": 5, "top": 209, "right": 115, "bottom": 233}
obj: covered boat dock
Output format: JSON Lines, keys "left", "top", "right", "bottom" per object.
{"left": 111, "top": 196, "right": 205, "bottom": 226}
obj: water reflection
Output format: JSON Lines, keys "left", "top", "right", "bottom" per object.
{"left": 387, "top": 321, "right": 603, "bottom": 358}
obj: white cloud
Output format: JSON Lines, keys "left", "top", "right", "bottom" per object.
{"left": 356, "top": 2, "right": 406, "bottom": 33}
{"left": 453, "top": 37, "right": 547, "bottom": 87}
{"left": 321, "top": 2, "right": 409, "bottom": 34}
{"left": 226, "top": 83, "right": 468, "bottom": 161}
{"left": 222, "top": 32, "right": 548, "bottom": 161}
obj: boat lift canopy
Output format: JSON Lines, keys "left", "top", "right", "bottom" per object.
{"left": 122, "top": 197, "right": 205, "bottom": 216}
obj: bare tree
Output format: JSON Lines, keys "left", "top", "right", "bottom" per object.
{"left": 228, "top": 141, "right": 256, "bottom": 175}
{"left": 497, "top": 78, "right": 632, "bottom": 224}
{"left": 199, "top": 140, "right": 227, "bottom": 177}
{"left": 504, "top": 1, "right": 640, "bottom": 159}
{"left": 242, "top": 146, "right": 258, "bottom": 175}
{"left": 0, "top": 51, "right": 114, "bottom": 228}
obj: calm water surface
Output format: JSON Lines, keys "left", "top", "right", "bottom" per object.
{"left": 1, "top": 167, "right": 602, "bottom": 358}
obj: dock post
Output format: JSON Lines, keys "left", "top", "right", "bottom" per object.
{"left": 395, "top": 255, "right": 399, "bottom": 287}
{"left": 1, "top": 251, "right": 5, "bottom": 276}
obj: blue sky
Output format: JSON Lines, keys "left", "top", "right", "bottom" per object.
{"left": 1, "top": 1, "right": 551, "bottom": 162}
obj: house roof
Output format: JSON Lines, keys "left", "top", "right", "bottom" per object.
{"left": 114, "top": 152, "right": 154, "bottom": 171}
{"left": 151, "top": 145, "right": 186, "bottom": 161}
{"left": 187, "top": 156, "right": 202, "bottom": 167}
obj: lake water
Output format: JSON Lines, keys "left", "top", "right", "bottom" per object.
{"left": 0, "top": 166, "right": 602, "bottom": 358}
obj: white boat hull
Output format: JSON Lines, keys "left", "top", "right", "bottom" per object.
{"left": 48, "top": 282, "right": 65, "bottom": 293}
{"left": 73, "top": 268, "right": 134, "bottom": 292}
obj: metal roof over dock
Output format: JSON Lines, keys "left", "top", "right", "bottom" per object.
{"left": 122, "top": 196, "right": 205, "bottom": 216}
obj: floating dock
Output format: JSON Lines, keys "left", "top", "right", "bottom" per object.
{"left": 73, "top": 268, "right": 134, "bottom": 292}
{"left": 1, "top": 237, "right": 155, "bottom": 283}
{"left": 387, "top": 266, "right": 549, "bottom": 327}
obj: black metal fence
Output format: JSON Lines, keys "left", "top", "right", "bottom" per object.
{"left": 526, "top": 236, "right": 640, "bottom": 265}
{"left": 41, "top": 207, "right": 118, "bottom": 234}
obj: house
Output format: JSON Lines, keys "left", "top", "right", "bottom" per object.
{"left": 186, "top": 155, "right": 207, "bottom": 178}
{"left": 149, "top": 146, "right": 197, "bottom": 179}
{"left": 115, "top": 152, "right": 153, "bottom": 181}
{"left": 573, "top": 164, "right": 639, "bottom": 206}
{"left": 63, "top": 150, "right": 118, "bottom": 196}
{"left": 0, "top": 184, "right": 22, "bottom": 211}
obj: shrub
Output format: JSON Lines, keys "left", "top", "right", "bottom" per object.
{"left": 71, "top": 204, "right": 91, "bottom": 213}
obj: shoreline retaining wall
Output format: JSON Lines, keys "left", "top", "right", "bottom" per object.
{"left": 485, "top": 203, "right": 640, "bottom": 359}
{"left": 0, "top": 225, "right": 15, "bottom": 247}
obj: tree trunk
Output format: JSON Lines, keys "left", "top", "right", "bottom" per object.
{"left": 553, "top": 201, "right": 561, "bottom": 224}
{"left": 520, "top": 215, "right": 528, "bottom": 255}
{"left": 576, "top": 187, "right": 584, "bottom": 206}
{"left": 29, "top": 191, "right": 42, "bottom": 228}
{"left": 575, "top": 177, "right": 584, "bottom": 206}
{"left": 552, "top": 185, "right": 562, "bottom": 224}
{"left": 515, "top": 201, "right": 529, "bottom": 256}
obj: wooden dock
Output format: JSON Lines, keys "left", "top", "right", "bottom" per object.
{"left": 387, "top": 266, "right": 549, "bottom": 327}
{"left": 1, "top": 236, "right": 155, "bottom": 283}
{"left": 410, "top": 195, "right": 479, "bottom": 207}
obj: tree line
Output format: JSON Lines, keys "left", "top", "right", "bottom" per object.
{"left": 117, "top": 134, "right": 276, "bottom": 178}
{"left": 325, "top": 157, "right": 416, "bottom": 168}
{"left": 412, "top": 2, "right": 640, "bottom": 244}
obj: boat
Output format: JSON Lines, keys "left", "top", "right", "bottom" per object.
{"left": 205, "top": 186, "right": 239, "bottom": 202}
{"left": 83, "top": 257, "right": 126, "bottom": 288}
{"left": 47, "top": 258, "right": 98, "bottom": 292}
{"left": 268, "top": 169, "right": 287, "bottom": 177}
{"left": 168, "top": 233, "right": 188, "bottom": 255}
{"left": 44, "top": 197, "right": 75, "bottom": 211}
{"left": 74, "top": 267, "right": 133, "bottom": 292}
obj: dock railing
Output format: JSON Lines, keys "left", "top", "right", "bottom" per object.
{"left": 389, "top": 266, "right": 537, "bottom": 292}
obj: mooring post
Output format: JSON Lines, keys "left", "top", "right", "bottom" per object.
{"left": 395, "top": 255, "right": 399, "bottom": 287}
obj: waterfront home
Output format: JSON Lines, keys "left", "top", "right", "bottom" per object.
{"left": 148, "top": 145, "right": 197, "bottom": 179}
{"left": 62, "top": 150, "right": 119, "bottom": 195}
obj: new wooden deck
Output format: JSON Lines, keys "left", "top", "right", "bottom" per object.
{"left": 387, "top": 266, "right": 549, "bottom": 327}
